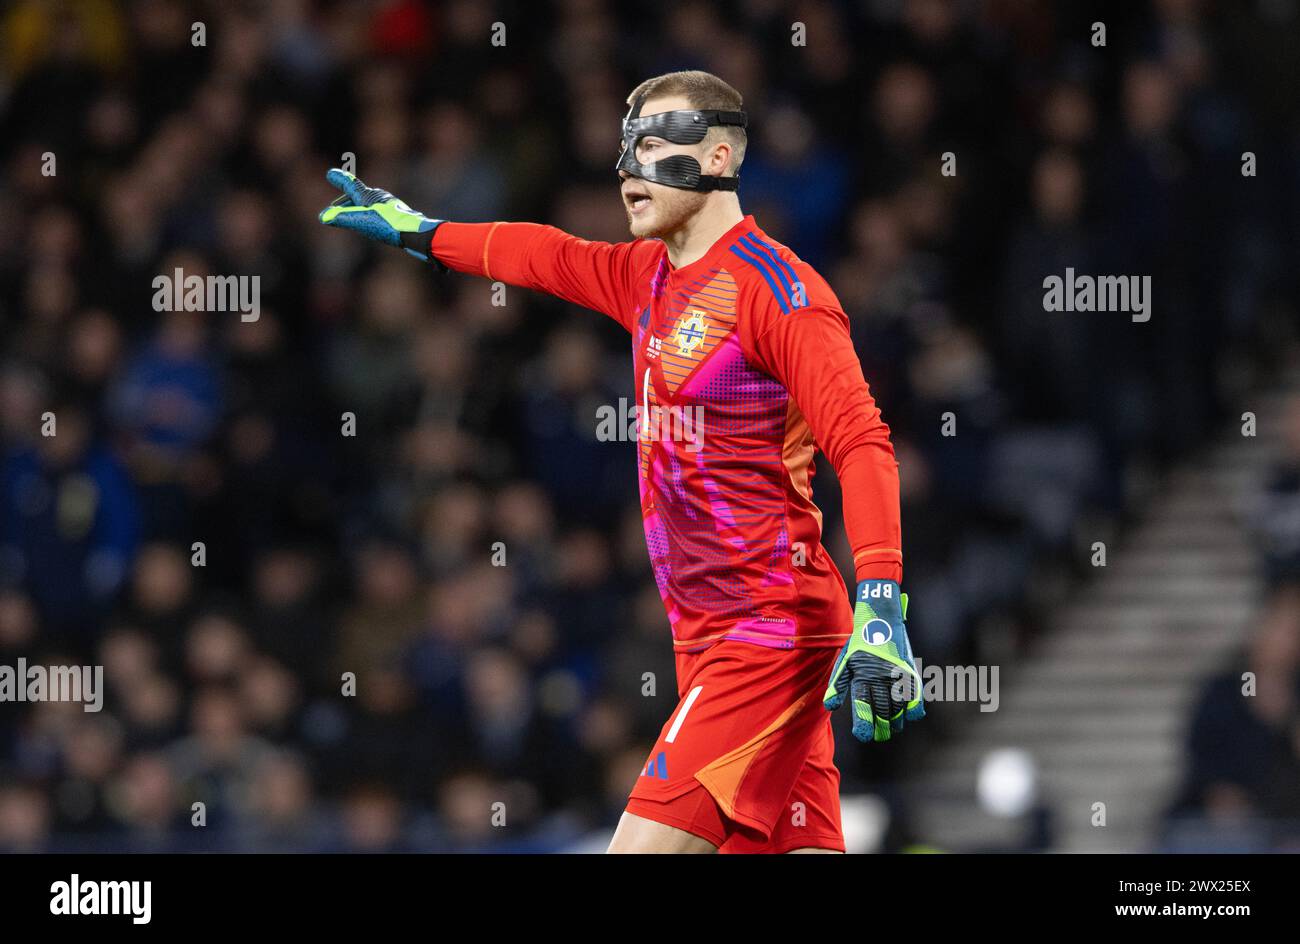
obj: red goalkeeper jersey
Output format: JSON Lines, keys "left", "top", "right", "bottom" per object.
{"left": 429, "top": 214, "right": 901, "bottom": 651}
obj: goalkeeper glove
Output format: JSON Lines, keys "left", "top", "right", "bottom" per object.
{"left": 824, "top": 579, "right": 925, "bottom": 743}
{"left": 318, "top": 168, "right": 444, "bottom": 265}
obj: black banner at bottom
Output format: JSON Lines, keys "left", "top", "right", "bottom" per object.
{"left": 0, "top": 851, "right": 1284, "bottom": 931}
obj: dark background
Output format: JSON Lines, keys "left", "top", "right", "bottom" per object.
{"left": 0, "top": 0, "right": 1297, "bottom": 852}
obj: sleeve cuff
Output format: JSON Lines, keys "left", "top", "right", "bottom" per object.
{"left": 854, "top": 559, "right": 902, "bottom": 584}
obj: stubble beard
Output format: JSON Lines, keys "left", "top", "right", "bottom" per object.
{"left": 627, "top": 185, "right": 708, "bottom": 240}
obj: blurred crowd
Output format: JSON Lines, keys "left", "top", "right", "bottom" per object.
{"left": 1165, "top": 394, "right": 1300, "bottom": 850}
{"left": 0, "top": 0, "right": 1297, "bottom": 851}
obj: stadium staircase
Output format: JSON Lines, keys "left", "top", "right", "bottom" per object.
{"left": 900, "top": 381, "right": 1296, "bottom": 852}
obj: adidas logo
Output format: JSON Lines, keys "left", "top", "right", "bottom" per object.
{"left": 642, "top": 751, "right": 668, "bottom": 780}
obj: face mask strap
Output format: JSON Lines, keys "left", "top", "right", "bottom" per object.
{"left": 617, "top": 95, "right": 747, "bottom": 192}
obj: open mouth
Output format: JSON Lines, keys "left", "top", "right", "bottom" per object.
{"left": 624, "top": 189, "right": 652, "bottom": 214}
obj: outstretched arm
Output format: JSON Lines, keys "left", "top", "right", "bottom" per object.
{"left": 428, "top": 221, "right": 653, "bottom": 330}
{"left": 319, "top": 169, "right": 652, "bottom": 330}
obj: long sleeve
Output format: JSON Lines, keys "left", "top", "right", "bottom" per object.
{"left": 753, "top": 304, "right": 903, "bottom": 584}
{"left": 428, "top": 221, "right": 658, "bottom": 331}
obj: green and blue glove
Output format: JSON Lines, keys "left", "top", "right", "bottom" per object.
{"left": 318, "top": 168, "right": 444, "bottom": 265}
{"left": 824, "top": 579, "right": 925, "bottom": 742}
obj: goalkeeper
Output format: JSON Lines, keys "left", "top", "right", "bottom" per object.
{"left": 320, "top": 70, "right": 923, "bottom": 854}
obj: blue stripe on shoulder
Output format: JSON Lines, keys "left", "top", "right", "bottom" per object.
{"left": 741, "top": 234, "right": 806, "bottom": 308}
{"left": 728, "top": 244, "right": 791, "bottom": 314}
{"left": 737, "top": 235, "right": 796, "bottom": 306}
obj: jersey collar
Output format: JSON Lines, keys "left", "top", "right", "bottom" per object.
{"left": 664, "top": 214, "right": 757, "bottom": 283}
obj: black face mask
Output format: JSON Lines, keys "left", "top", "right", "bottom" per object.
{"left": 616, "top": 94, "right": 747, "bottom": 192}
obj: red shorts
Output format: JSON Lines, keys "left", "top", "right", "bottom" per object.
{"left": 625, "top": 640, "right": 845, "bottom": 853}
